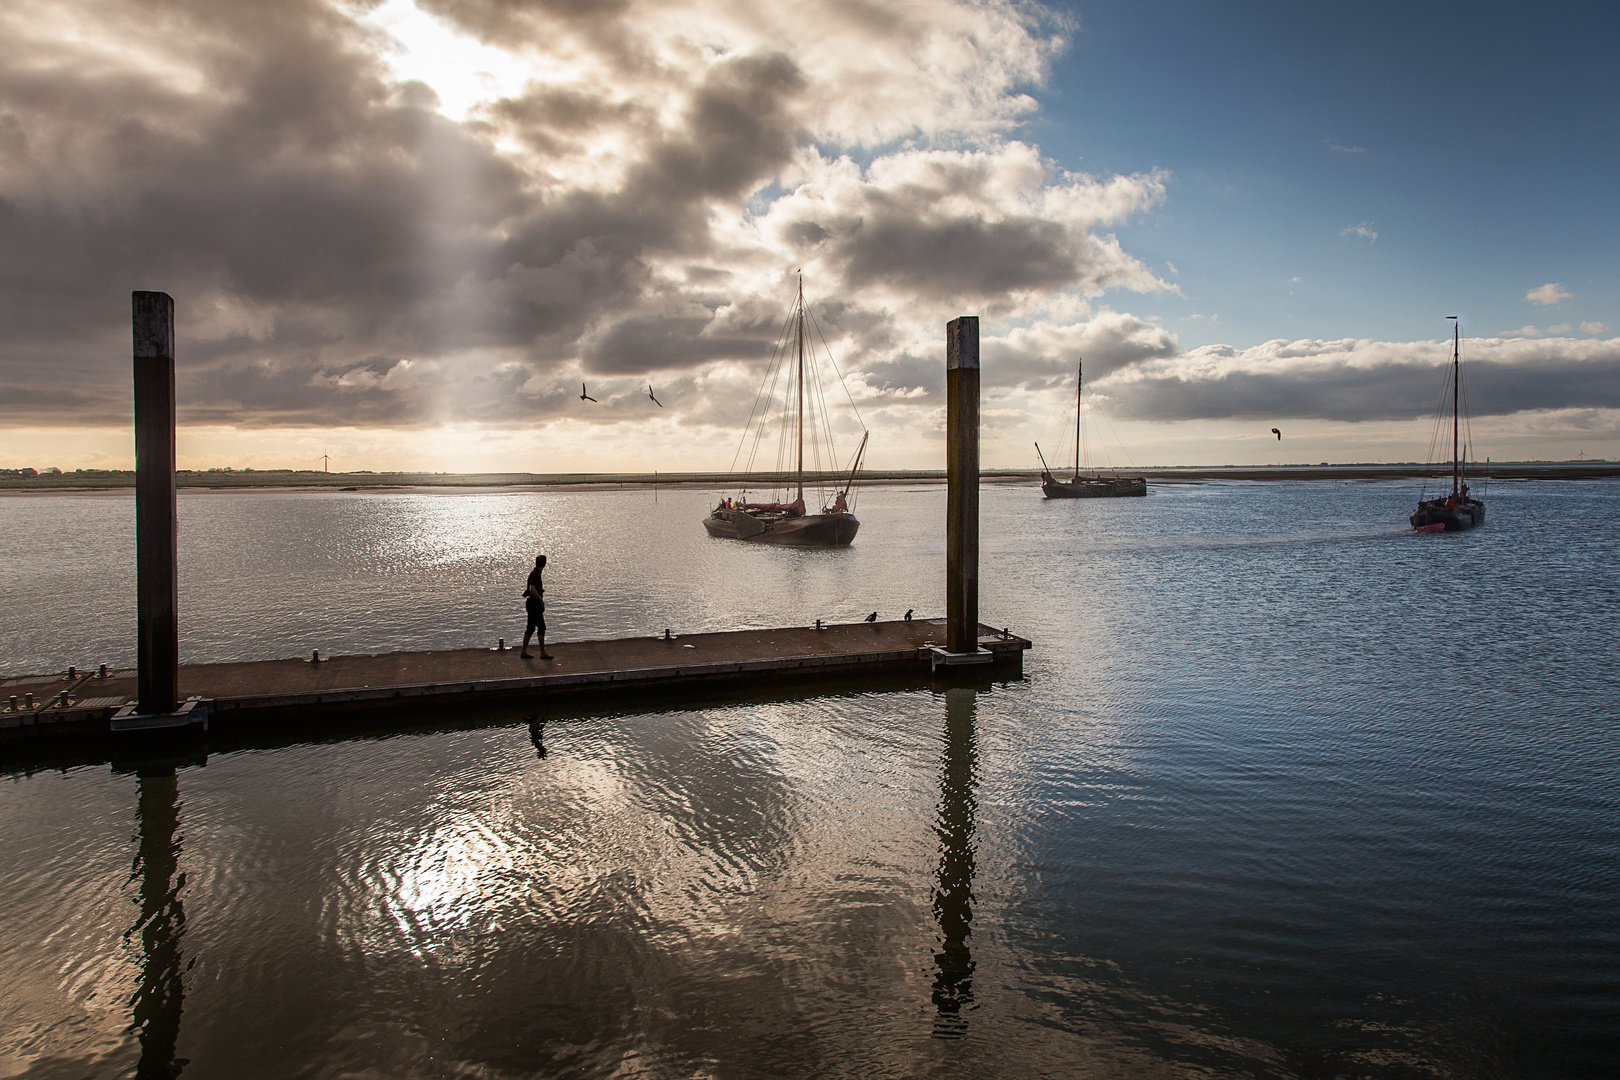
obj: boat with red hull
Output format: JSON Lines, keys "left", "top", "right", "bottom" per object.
{"left": 703, "top": 278, "right": 866, "bottom": 547}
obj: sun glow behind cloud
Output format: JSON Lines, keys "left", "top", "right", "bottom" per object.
{"left": 360, "top": 0, "right": 540, "bottom": 121}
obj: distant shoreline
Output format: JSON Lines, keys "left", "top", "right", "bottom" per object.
{"left": 2, "top": 462, "right": 1616, "bottom": 494}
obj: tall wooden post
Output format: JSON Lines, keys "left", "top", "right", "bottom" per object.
{"left": 133, "top": 292, "right": 178, "bottom": 715}
{"left": 946, "top": 317, "right": 980, "bottom": 655}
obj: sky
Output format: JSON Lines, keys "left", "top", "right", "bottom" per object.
{"left": 2, "top": 0, "right": 1617, "bottom": 472}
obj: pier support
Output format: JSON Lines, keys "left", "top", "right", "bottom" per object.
{"left": 133, "top": 292, "right": 179, "bottom": 716}
{"left": 945, "top": 317, "right": 980, "bottom": 656}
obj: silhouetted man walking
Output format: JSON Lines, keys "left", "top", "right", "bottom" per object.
{"left": 522, "top": 554, "right": 553, "bottom": 659}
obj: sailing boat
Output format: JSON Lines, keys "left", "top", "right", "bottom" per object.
{"left": 1036, "top": 360, "right": 1147, "bottom": 498}
{"left": 1410, "top": 318, "right": 1485, "bottom": 532}
{"left": 703, "top": 277, "right": 867, "bottom": 546}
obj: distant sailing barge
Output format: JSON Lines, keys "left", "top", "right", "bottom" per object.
{"left": 1410, "top": 318, "right": 1485, "bottom": 532}
{"left": 704, "top": 278, "right": 868, "bottom": 547}
{"left": 1036, "top": 360, "right": 1147, "bottom": 498}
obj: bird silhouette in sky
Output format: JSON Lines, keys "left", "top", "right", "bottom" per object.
{"left": 580, "top": 383, "right": 597, "bottom": 402}
{"left": 865, "top": 611, "right": 878, "bottom": 622}
{"left": 1271, "top": 427, "right": 1281, "bottom": 440}
{"left": 648, "top": 384, "right": 663, "bottom": 407}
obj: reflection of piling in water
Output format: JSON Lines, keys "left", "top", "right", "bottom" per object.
{"left": 127, "top": 768, "right": 187, "bottom": 1079}
{"left": 931, "top": 687, "right": 978, "bottom": 1037}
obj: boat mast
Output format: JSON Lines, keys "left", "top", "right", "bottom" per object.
{"left": 1450, "top": 317, "right": 1460, "bottom": 496}
{"left": 1074, "top": 359, "right": 1082, "bottom": 481}
{"left": 795, "top": 276, "right": 805, "bottom": 505}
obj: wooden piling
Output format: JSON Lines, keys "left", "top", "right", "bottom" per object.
{"left": 133, "top": 292, "right": 179, "bottom": 715}
{"left": 945, "top": 317, "right": 980, "bottom": 655}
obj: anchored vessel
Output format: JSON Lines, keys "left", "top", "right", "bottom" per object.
{"left": 1410, "top": 318, "right": 1485, "bottom": 532}
{"left": 703, "top": 278, "right": 867, "bottom": 546}
{"left": 1036, "top": 360, "right": 1147, "bottom": 498}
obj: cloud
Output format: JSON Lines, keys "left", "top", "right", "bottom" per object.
{"left": 1582, "top": 321, "right": 1610, "bottom": 336}
{"left": 1094, "top": 334, "right": 1620, "bottom": 423}
{"left": 1526, "top": 282, "right": 1572, "bottom": 305}
{"left": 1504, "top": 326, "right": 1542, "bottom": 338}
{"left": 5, "top": 0, "right": 1607, "bottom": 469}
{"left": 0, "top": 0, "right": 1176, "bottom": 440}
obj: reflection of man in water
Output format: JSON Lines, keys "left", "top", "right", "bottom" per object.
{"left": 521, "top": 555, "right": 553, "bottom": 660}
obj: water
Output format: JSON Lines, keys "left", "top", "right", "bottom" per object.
{"left": 2, "top": 479, "right": 1618, "bottom": 1077}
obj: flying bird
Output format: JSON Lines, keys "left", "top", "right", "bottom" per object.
{"left": 1271, "top": 427, "right": 1281, "bottom": 440}
{"left": 648, "top": 384, "right": 663, "bottom": 407}
{"left": 904, "top": 609, "right": 913, "bottom": 622}
{"left": 864, "top": 611, "right": 878, "bottom": 622}
{"left": 580, "top": 383, "right": 597, "bottom": 403}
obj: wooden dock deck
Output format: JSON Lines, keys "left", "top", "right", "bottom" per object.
{"left": 2, "top": 620, "right": 1028, "bottom": 747}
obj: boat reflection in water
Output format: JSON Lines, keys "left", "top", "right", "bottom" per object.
{"left": 703, "top": 276, "right": 866, "bottom": 547}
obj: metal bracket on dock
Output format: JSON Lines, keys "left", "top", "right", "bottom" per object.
{"left": 111, "top": 696, "right": 209, "bottom": 733}
{"left": 926, "top": 646, "right": 994, "bottom": 671}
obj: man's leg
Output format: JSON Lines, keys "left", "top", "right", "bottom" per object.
{"left": 521, "top": 618, "right": 536, "bottom": 658}
{"left": 538, "top": 618, "right": 553, "bottom": 659}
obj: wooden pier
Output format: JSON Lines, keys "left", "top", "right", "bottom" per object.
{"left": 2, "top": 620, "right": 1029, "bottom": 746}
{"left": 0, "top": 301, "right": 1029, "bottom": 760}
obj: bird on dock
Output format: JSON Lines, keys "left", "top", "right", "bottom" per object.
{"left": 904, "top": 609, "right": 913, "bottom": 622}
{"left": 648, "top": 384, "right": 663, "bottom": 407}
{"left": 580, "top": 383, "right": 597, "bottom": 402}
{"left": 865, "top": 611, "right": 877, "bottom": 622}
{"left": 1271, "top": 427, "right": 1281, "bottom": 440}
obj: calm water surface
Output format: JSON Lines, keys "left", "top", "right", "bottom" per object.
{"left": 2, "top": 479, "right": 1618, "bottom": 1078}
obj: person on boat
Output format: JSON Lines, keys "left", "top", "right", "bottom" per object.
{"left": 520, "top": 554, "right": 552, "bottom": 660}
{"left": 1444, "top": 495, "right": 1458, "bottom": 511}
{"left": 1460, "top": 484, "right": 1471, "bottom": 500}
{"left": 831, "top": 491, "right": 848, "bottom": 513}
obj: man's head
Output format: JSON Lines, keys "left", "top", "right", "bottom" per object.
{"left": 535, "top": 555, "right": 547, "bottom": 568}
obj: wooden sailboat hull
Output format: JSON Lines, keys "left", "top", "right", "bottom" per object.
{"left": 1042, "top": 477, "right": 1147, "bottom": 498}
{"left": 1409, "top": 500, "right": 1485, "bottom": 531}
{"left": 703, "top": 510, "right": 860, "bottom": 546}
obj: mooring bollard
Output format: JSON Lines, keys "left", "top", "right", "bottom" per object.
{"left": 498, "top": 637, "right": 506, "bottom": 651}
{"left": 56, "top": 691, "right": 68, "bottom": 708}
{"left": 664, "top": 628, "right": 672, "bottom": 640}
{"left": 7, "top": 696, "right": 15, "bottom": 712}
{"left": 67, "top": 666, "right": 76, "bottom": 680}
{"left": 98, "top": 664, "right": 108, "bottom": 678}
{"left": 815, "top": 618, "right": 822, "bottom": 630}
{"left": 24, "top": 693, "right": 34, "bottom": 709}
{"left": 312, "top": 649, "right": 321, "bottom": 663}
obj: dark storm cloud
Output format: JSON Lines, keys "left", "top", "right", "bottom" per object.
{"left": 1099, "top": 338, "right": 1620, "bottom": 422}
{"left": 582, "top": 314, "right": 768, "bottom": 373}
{"left": 0, "top": 0, "right": 1199, "bottom": 445}
{"left": 0, "top": 0, "right": 823, "bottom": 429}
